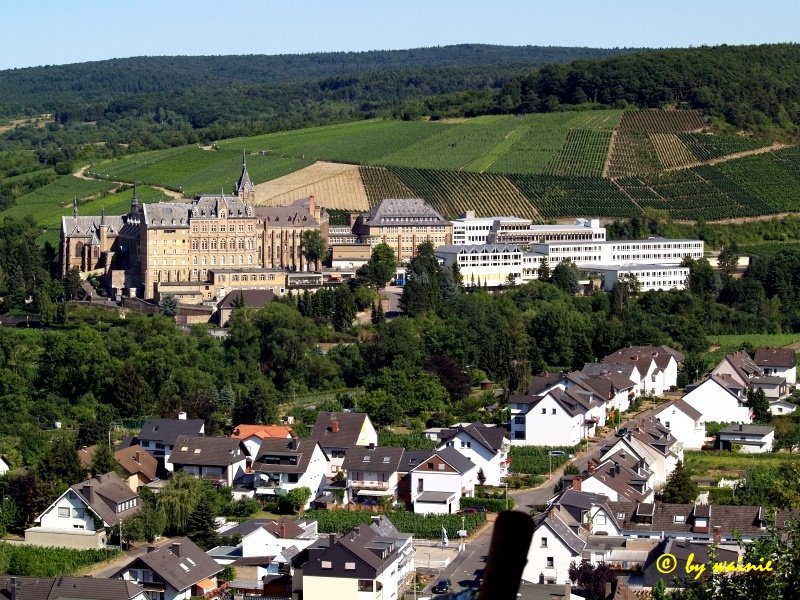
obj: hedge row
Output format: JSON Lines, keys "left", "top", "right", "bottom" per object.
{"left": 461, "top": 496, "right": 515, "bottom": 512}
{"left": 304, "top": 509, "right": 486, "bottom": 539}
{"left": 0, "top": 544, "right": 120, "bottom": 577}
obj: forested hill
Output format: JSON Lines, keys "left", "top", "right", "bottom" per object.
{"left": 0, "top": 45, "right": 639, "bottom": 115}
{"left": 420, "top": 44, "right": 800, "bottom": 137}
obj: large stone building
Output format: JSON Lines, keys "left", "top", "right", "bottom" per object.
{"left": 60, "top": 159, "right": 328, "bottom": 302}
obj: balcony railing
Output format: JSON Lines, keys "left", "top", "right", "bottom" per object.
{"left": 349, "top": 480, "right": 390, "bottom": 490}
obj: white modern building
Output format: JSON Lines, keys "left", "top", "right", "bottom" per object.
{"left": 451, "top": 212, "right": 532, "bottom": 245}
{"left": 581, "top": 264, "right": 691, "bottom": 292}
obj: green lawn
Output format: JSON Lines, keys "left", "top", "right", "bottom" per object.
{"left": 684, "top": 449, "right": 790, "bottom": 477}
{"left": 1, "top": 176, "right": 117, "bottom": 225}
{"left": 706, "top": 333, "right": 800, "bottom": 363}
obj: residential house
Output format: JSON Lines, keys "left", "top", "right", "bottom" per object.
{"left": 115, "top": 445, "right": 159, "bottom": 492}
{"left": 115, "top": 538, "right": 222, "bottom": 600}
{"left": 135, "top": 415, "right": 205, "bottom": 471}
{"left": 231, "top": 424, "right": 296, "bottom": 466}
{"left": 435, "top": 422, "right": 510, "bottom": 486}
{"left": 0, "top": 576, "right": 147, "bottom": 600}
{"left": 580, "top": 363, "right": 638, "bottom": 413}
{"left": 409, "top": 448, "right": 476, "bottom": 514}
{"left": 655, "top": 399, "right": 706, "bottom": 450}
{"left": 602, "top": 345, "right": 684, "bottom": 397}
{"left": 718, "top": 423, "right": 775, "bottom": 453}
{"left": 310, "top": 411, "right": 378, "bottom": 477}
{"left": 682, "top": 374, "right": 752, "bottom": 424}
{"left": 217, "top": 288, "right": 276, "bottom": 326}
{"left": 751, "top": 375, "right": 789, "bottom": 400}
{"left": 253, "top": 438, "right": 329, "bottom": 509}
{"left": 579, "top": 453, "right": 655, "bottom": 504}
{"left": 343, "top": 445, "right": 404, "bottom": 504}
{"left": 754, "top": 347, "right": 797, "bottom": 385}
{"left": 640, "top": 538, "right": 738, "bottom": 587}
{"left": 509, "top": 387, "right": 605, "bottom": 446}
{"left": 292, "top": 519, "right": 414, "bottom": 600}
{"left": 769, "top": 399, "right": 797, "bottom": 416}
{"left": 26, "top": 472, "right": 140, "bottom": 549}
{"left": 209, "top": 517, "right": 317, "bottom": 594}
{"left": 711, "top": 349, "right": 763, "bottom": 388}
{"left": 167, "top": 436, "right": 248, "bottom": 487}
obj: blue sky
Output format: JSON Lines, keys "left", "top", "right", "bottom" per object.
{"left": 2, "top": 0, "right": 798, "bottom": 70}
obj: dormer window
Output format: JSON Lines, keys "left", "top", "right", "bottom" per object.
{"left": 674, "top": 515, "right": 686, "bottom": 523}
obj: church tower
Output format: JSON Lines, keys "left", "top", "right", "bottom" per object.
{"left": 235, "top": 151, "right": 255, "bottom": 204}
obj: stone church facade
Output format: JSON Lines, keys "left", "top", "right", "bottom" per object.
{"left": 60, "top": 159, "right": 328, "bottom": 303}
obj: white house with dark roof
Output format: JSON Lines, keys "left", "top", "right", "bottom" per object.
{"left": 115, "top": 537, "right": 222, "bottom": 600}
{"left": 136, "top": 415, "right": 205, "bottom": 471}
{"left": 0, "top": 576, "right": 147, "bottom": 600}
{"left": 682, "top": 374, "right": 752, "bottom": 424}
{"left": 436, "top": 422, "right": 510, "bottom": 486}
{"left": 755, "top": 347, "right": 797, "bottom": 385}
{"left": 655, "top": 399, "right": 706, "bottom": 450}
{"left": 602, "top": 345, "right": 684, "bottom": 397}
{"left": 310, "top": 411, "right": 378, "bottom": 477}
{"left": 253, "top": 438, "right": 329, "bottom": 509}
{"left": 769, "top": 398, "right": 797, "bottom": 416}
{"left": 26, "top": 472, "right": 140, "bottom": 549}
{"left": 711, "top": 350, "right": 762, "bottom": 388}
{"left": 718, "top": 423, "right": 775, "bottom": 453}
{"left": 409, "top": 448, "right": 477, "bottom": 515}
{"left": 343, "top": 445, "right": 405, "bottom": 504}
{"left": 580, "top": 452, "right": 655, "bottom": 504}
{"left": 580, "top": 363, "right": 638, "bottom": 412}
{"left": 509, "top": 387, "right": 605, "bottom": 446}
{"left": 167, "top": 436, "right": 248, "bottom": 487}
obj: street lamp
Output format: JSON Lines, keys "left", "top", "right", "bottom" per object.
{"left": 504, "top": 482, "right": 509, "bottom": 511}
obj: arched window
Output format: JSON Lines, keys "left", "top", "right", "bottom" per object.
{"left": 210, "top": 239, "right": 217, "bottom": 250}
{"left": 202, "top": 256, "right": 207, "bottom": 265}
{"left": 220, "top": 255, "right": 226, "bottom": 265}
{"left": 75, "top": 242, "right": 84, "bottom": 257}
{"left": 238, "top": 238, "right": 245, "bottom": 250}
{"left": 191, "top": 239, "right": 198, "bottom": 250}
{"left": 201, "top": 239, "right": 208, "bottom": 250}
{"left": 193, "top": 256, "right": 198, "bottom": 265}
{"left": 211, "top": 256, "right": 216, "bottom": 265}
{"left": 239, "top": 255, "right": 243, "bottom": 265}
{"left": 248, "top": 255, "right": 253, "bottom": 265}
{"left": 247, "top": 238, "right": 254, "bottom": 250}
{"left": 220, "top": 239, "right": 226, "bottom": 250}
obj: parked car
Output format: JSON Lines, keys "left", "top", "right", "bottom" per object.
{"left": 432, "top": 579, "right": 452, "bottom": 594}
{"left": 615, "top": 427, "right": 629, "bottom": 438}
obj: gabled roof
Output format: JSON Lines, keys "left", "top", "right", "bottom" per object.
{"left": 602, "top": 345, "right": 684, "bottom": 370}
{"left": 754, "top": 347, "right": 796, "bottom": 369}
{"left": 398, "top": 450, "right": 434, "bottom": 473}
{"left": 310, "top": 411, "right": 372, "bottom": 448}
{"left": 584, "top": 454, "right": 653, "bottom": 503}
{"left": 142, "top": 202, "right": 191, "bottom": 228}
{"left": 0, "top": 576, "right": 144, "bottom": 600}
{"left": 218, "top": 289, "right": 276, "bottom": 310}
{"left": 137, "top": 418, "right": 205, "bottom": 447}
{"left": 222, "top": 517, "right": 307, "bottom": 540}
{"left": 128, "top": 537, "right": 221, "bottom": 592}
{"left": 409, "top": 447, "right": 475, "bottom": 475}
{"left": 61, "top": 215, "right": 126, "bottom": 237}
{"left": 656, "top": 398, "right": 702, "bottom": 422}
{"left": 254, "top": 205, "right": 319, "bottom": 227}
{"left": 231, "top": 424, "right": 295, "bottom": 441}
{"left": 115, "top": 444, "right": 159, "bottom": 482}
{"left": 525, "top": 373, "right": 562, "bottom": 396}
{"left": 437, "top": 422, "right": 508, "bottom": 454}
{"left": 362, "top": 198, "right": 448, "bottom": 227}
{"left": 719, "top": 424, "right": 775, "bottom": 437}
{"left": 719, "top": 349, "right": 763, "bottom": 381}
{"left": 540, "top": 508, "right": 587, "bottom": 555}
{"left": 254, "top": 438, "right": 324, "bottom": 474}
{"left": 751, "top": 375, "right": 787, "bottom": 386}
{"left": 582, "top": 362, "right": 637, "bottom": 386}
{"left": 343, "top": 446, "right": 404, "bottom": 473}
{"left": 70, "top": 472, "right": 140, "bottom": 526}
{"left": 169, "top": 436, "right": 247, "bottom": 467}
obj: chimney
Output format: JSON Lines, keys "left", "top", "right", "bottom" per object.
{"left": 712, "top": 526, "right": 721, "bottom": 544}
{"left": 171, "top": 542, "right": 181, "bottom": 557}
{"left": 178, "top": 411, "right": 187, "bottom": 420}
{"left": 147, "top": 544, "right": 156, "bottom": 553}
{"left": 739, "top": 423, "right": 743, "bottom": 431}
{"left": 329, "top": 533, "right": 336, "bottom": 546}
{"left": 9, "top": 577, "right": 18, "bottom": 600}
{"left": 588, "top": 461, "right": 597, "bottom": 474}
{"left": 135, "top": 451, "right": 141, "bottom": 464}
{"left": 331, "top": 418, "right": 340, "bottom": 434}
{"left": 565, "top": 582, "right": 571, "bottom": 600}
{"left": 82, "top": 484, "right": 94, "bottom": 504}
{"left": 280, "top": 521, "right": 286, "bottom": 538}
{"left": 572, "top": 476, "right": 582, "bottom": 492}
{"left": 368, "top": 442, "right": 375, "bottom": 450}
{"left": 614, "top": 462, "right": 620, "bottom": 475}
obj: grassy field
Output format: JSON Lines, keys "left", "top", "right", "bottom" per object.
{"left": 706, "top": 333, "right": 800, "bottom": 363}
{"left": 2, "top": 176, "right": 117, "bottom": 224}
{"left": 91, "top": 146, "right": 312, "bottom": 196}
{"left": 684, "top": 449, "right": 790, "bottom": 478}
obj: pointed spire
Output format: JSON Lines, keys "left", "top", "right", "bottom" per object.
{"left": 243, "top": 150, "right": 247, "bottom": 169}
{"left": 73, "top": 196, "right": 78, "bottom": 218}
{"left": 130, "top": 180, "right": 139, "bottom": 214}
{"left": 100, "top": 207, "right": 106, "bottom": 226}
{"left": 236, "top": 151, "right": 253, "bottom": 198}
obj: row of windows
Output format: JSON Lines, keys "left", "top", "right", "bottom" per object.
{"left": 58, "top": 506, "right": 85, "bottom": 518}
{"left": 191, "top": 238, "right": 255, "bottom": 250}
{"left": 193, "top": 255, "right": 254, "bottom": 266}
{"left": 192, "top": 223, "right": 252, "bottom": 233}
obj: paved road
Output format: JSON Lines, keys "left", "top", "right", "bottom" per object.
{"left": 421, "top": 521, "right": 494, "bottom": 597}
{"left": 382, "top": 285, "right": 403, "bottom": 316}
{"left": 511, "top": 406, "right": 658, "bottom": 512}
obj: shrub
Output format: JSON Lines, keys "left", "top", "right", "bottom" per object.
{"left": 0, "top": 544, "right": 120, "bottom": 576}
{"left": 708, "top": 488, "right": 735, "bottom": 504}
{"left": 461, "top": 496, "right": 514, "bottom": 512}
{"left": 304, "top": 509, "right": 486, "bottom": 539}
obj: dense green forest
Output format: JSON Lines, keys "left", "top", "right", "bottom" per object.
{"left": 403, "top": 44, "right": 800, "bottom": 138}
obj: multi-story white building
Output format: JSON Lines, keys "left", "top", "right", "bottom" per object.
{"left": 451, "top": 212, "right": 532, "bottom": 245}
{"left": 451, "top": 212, "right": 606, "bottom": 246}
{"left": 581, "top": 264, "right": 690, "bottom": 292}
